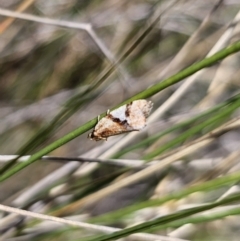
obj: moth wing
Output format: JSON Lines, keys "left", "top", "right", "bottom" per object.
{"left": 126, "top": 100, "right": 153, "bottom": 130}
{"left": 93, "top": 116, "right": 135, "bottom": 138}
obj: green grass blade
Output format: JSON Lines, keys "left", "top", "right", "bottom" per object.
{"left": 90, "top": 170, "right": 240, "bottom": 224}
{"left": 86, "top": 193, "right": 240, "bottom": 241}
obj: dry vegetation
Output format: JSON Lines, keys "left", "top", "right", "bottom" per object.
{"left": 1, "top": 0, "right": 240, "bottom": 240}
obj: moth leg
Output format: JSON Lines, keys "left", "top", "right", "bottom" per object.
{"left": 97, "top": 115, "right": 100, "bottom": 122}
{"left": 107, "top": 109, "right": 110, "bottom": 115}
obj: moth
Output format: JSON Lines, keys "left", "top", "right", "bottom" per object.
{"left": 88, "top": 99, "right": 153, "bottom": 141}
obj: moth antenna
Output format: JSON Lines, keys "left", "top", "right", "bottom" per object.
{"left": 88, "top": 133, "right": 92, "bottom": 140}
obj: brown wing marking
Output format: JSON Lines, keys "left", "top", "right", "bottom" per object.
{"left": 93, "top": 115, "right": 136, "bottom": 138}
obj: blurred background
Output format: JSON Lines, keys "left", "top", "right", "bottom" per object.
{"left": 1, "top": 0, "right": 240, "bottom": 240}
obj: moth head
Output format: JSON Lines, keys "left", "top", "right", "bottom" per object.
{"left": 88, "top": 132, "right": 107, "bottom": 141}
{"left": 88, "top": 132, "right": 94, "bottom": 140}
